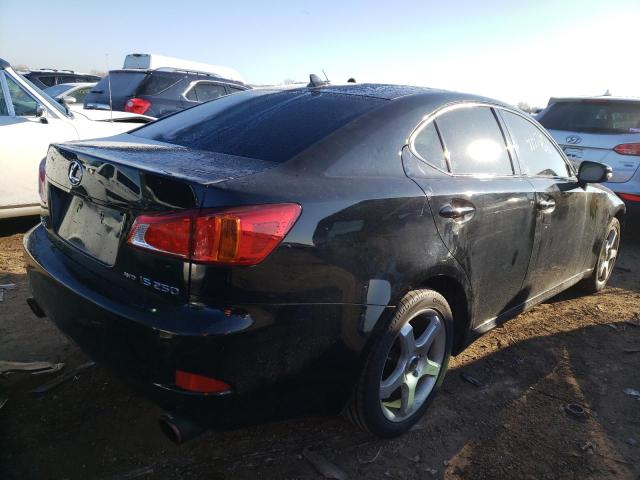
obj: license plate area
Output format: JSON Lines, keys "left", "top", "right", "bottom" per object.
{"left": 51, "top": 188, "right": 124, "bottom": 266}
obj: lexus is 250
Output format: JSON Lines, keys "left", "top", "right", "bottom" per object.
{"left": 24, "top": 82, "right": 624, "bottom": 442}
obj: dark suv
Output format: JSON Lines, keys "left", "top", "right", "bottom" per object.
{"left": 21, "top": 69, "right": 101, "bottom": 89}
{"left": 84, "top": 69, "right": 249, "bottom": 118}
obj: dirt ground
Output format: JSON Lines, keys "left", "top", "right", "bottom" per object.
{"left": 1, "top": 217, "right": 639, "bottom": 480}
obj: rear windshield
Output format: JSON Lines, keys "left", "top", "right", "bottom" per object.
{"left": 540, "top": 101, "right": 640, "bottom": 134}
{"left": 137, "top": 71, "right": 184, "bottom": 96}
{"left": 132, "top": 90, "right": 386, "bottom": 162}
{"left": 44, "top": 84, "right": 73, "bottom": 97}
{"left": 90, "top": 71, "right": 147, "bottom": 97}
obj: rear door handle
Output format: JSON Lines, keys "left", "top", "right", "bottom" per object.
{"left": 537, "top": 198, "right": 556, "bottom": 212}
{"left": 439, "top": 204, "right": 476, "bottom": 219}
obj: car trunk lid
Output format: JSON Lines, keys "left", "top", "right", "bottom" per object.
{"left": 44, "top": 135, "right": 278, "bottom": 303}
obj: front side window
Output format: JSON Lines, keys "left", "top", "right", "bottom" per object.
{"left": 5, "top": 74, "right": 38, "bottom": 116}
{"left": 185, "top": 82, "right": 227, "bottom": 102}
{"left": 436, "top": 106, "right": 513, "bottom": 176}
{"left": 412, "top": 122, "right": 447, "bottom": 170}
{"left": 502, "top": 111, "right": 571, "bottom": 177}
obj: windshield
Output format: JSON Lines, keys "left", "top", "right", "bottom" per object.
{"left": 18, "top": 72, "right": 71, "bottom": 117}
{"left": 540, "top": 100, "right": 640, "bottom": 134}
{"left": 44, "top": 84, "right": 73, "bottom": 97}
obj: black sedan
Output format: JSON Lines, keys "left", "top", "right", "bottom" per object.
{"left": 24, "top": 83, "right": 624, "bottom": 441}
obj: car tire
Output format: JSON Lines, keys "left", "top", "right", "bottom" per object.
{"left": 345, "top": 289, "right": 453, "bottom": 437}
{"left": 579, "top": 217, "right": 621, "bottom": 293}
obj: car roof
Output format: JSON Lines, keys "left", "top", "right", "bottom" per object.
{"left": 0, "top": 58, "right": 10, "bottom": 69}
{"left": 549, "top": 95, "right": 640, "bottom": 104}
{"left": 106, "top": 68, "right": 247, "bottom": 87}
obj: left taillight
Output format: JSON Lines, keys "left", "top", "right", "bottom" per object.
{"left": 613, "top": 143, "right": 640, "bottom": 156}
{"left": 124, "top": 97, "right": 151, "bottom": 115}
{"left": 127, "top": 204, "right": 301, "bottom": 266}
{"left": 38, "top": 157, "right": 47, "bottom": 206}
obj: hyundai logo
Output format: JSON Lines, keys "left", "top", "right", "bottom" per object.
{"left": 566, "top": 135, "right": 582, "bottom": 145}
{"left": 68, "top": 160, "right": 83, "bottom": 186}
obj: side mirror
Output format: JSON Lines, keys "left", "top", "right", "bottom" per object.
{"left": 35, "top": 104, "right": 48, "bottom": 121}
{"left": 62, "top": 96, "right": 76, "bottom": 105}
{"left": 578, "top": 161, "right": 612, "bottom": 184}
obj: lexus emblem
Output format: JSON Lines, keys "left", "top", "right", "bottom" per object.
{"left": 68, "top": 160, "right": 83, "bottom": 186}
{"left": 566, "top": 135, "right": 582, "bottom": 145}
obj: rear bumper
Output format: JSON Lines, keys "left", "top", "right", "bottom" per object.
{"left": 24, "top": 224, "right": 372, "bottom": 425}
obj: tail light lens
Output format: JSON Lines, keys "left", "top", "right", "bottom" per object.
{"left": 127, "top": 204, "right": 301, "bottom": 266}
{"left": 613, "top": 143, "right": 640, "bottom": 156}
{"left": 175, "top": 370, "right": 230, "bottom": 394}
{"left": 124, "top": 97, "right": 151, "bottom": 114}
{"left": 619, "top": 192, "right": 640, "bottom": 203}
{"left": 38, "top": 157, "right": 47, "bottom": 205}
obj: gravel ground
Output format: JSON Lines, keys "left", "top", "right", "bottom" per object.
{"left": 1, "top": 217, "right": 639, "bottom": 480}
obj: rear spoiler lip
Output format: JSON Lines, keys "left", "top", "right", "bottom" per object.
{"left": 49, "top": 137, "right": 279, "bottom": 186}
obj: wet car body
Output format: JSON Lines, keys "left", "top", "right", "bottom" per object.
{"left": 24, "top": 85, "right": 625, "bottom": 428}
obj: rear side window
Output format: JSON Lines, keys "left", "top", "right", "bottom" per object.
{"left": 436, "top": 106, "right": 513, "bottom": 175}
{"left": 133, "top": 90, "right": 386, "bottom": 163}
{"left": 185, "top": 82, "right": 227, "bottom": 102}
{"left": 539, "top": 101, "right": 640, "bottom": 134}
{"left": 502, "top": 111, "right": 571, "bottom": 177}
{"left": 37, "top": 76, "right": 56, "bottom": 87}
{"left": 138, "top": 72, "right": 183, "bottom": 96}
{"left": 412, "top": 122, "right": 447, "bottom": 170}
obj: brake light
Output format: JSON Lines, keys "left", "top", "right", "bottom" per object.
{"left": 124, "top": 97, "right": 151, "bottom": 114}
{"left": 613, "top": 143, "right": 640, "bottom": 156}
{"left": 38, "top": 157, "right": 47, "bottom": 205}
{"left": 127, "top": 204, "right": 301, "bottom": 266}
{"left": 619, "top": 192, "right": 640, "bottom": 203}
{"left": 175, "top": 370, "right": 230, "bottom": 394}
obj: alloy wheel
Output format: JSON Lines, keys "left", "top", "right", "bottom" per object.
{"left": 379, "top": 308, "right": 446, "bottom": 422}
{"left": 597, "top": 227, "right": 619, "bottom": 283}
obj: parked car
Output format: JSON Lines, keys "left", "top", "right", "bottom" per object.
{"left": 0, "top": 58, "right": 152, "bottom": 219}
{"left": 84, "top": 55, "right": 249, "bottom": 118}
{"left": 44, "top": 82, "right": 96, "bottom": 112}
{"left": 21, "top": 69, "right": 101, "bottom": 89}
{"left": 25, "top": 83, "right": 624, "bottom": 442}
{"left": 538, "top": 96, "right": 640, "bottom": 218}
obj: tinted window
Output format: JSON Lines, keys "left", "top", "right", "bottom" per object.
{"left": 502, "top": 111, "right": 571, "bottom": 177}
{"left": 44, "top": 84, "right": 72, "bottom": 97}
{"left": 91, "top": 71, "right": 147, "bottom": 97}
{"left": 139, "top": 72, "right": 183, "bottom": 95}
{"left": 72, "top": 86, "right": 92, "bottom": 103}
{"left": 6, "top": 74, "right": 37, "bottom": 116}
{"left": 413, "top": 122, "right": 446, "bottom": 170}
{"left": 227, "top": 86, "right": 244, "bottom": 94}
{"left": 185, "top": 82, "right": 227, "bottom": 102}
{"left": 437, "top": 106, "right": 513, "bottom": 175}
{"left": 133, "top": 90, "right": 386, "bottom": 163}
{"left": 539, "top": 101, "right": 640, "bottom": 134}
{"left": 38, "top": 76, "right": 56, "bottom": 87}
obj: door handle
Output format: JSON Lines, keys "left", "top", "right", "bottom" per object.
{"left": 439, "top": 204, "right": 476, "bottom": 219}
{"left": 537, "top": 198, "right": 556, "bottom": 212}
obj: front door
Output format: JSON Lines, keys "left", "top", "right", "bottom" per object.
{"left": 0, "top": 71, "right": 78, "bottom": 209}
{"left": 498, "top": 110, "right": 594, "bottom": 297}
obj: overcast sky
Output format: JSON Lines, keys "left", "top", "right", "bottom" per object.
{"left": 2, "top": 0, "right": 639, "bottom": 107}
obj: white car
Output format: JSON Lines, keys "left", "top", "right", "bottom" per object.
{"left": 0, "top": 59, "right": 154, "bottom": 219}
{"left": 44, "top": 82, "right": 95, "bottom": 111}
{"left": 537, "top": 96, "right": 640, "bottom": 217}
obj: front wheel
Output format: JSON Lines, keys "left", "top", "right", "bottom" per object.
{"left": 580, "top": 217, "right": 621, "bottom": 293}
{"left": 346, "top": 289, "right": 453, "bottom": 437}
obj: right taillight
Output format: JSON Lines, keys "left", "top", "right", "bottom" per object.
{"left": 127, "top": 204, "right": 301, "bottom": 266}
{"left": 619, "top": 193, "right": 640, "bottom": 203}
{"left": 124, "top": 97, "right": 151, "bottom": 114}
{"left": 613, "top": 143, "right": 640, "bottom": 156}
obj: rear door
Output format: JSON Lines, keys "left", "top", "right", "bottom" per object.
{"left": 500, "top": 109, "right": 599, "bottom": 296}
{"left": 404, "top": 104, "right": 537, "bottom": 327}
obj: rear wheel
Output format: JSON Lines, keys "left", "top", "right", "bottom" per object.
{"left": 346, "top": 289, "right": 453, "bottom": 437}
{"left": 580, "top": 217, "right": 621, "bottom": 293}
